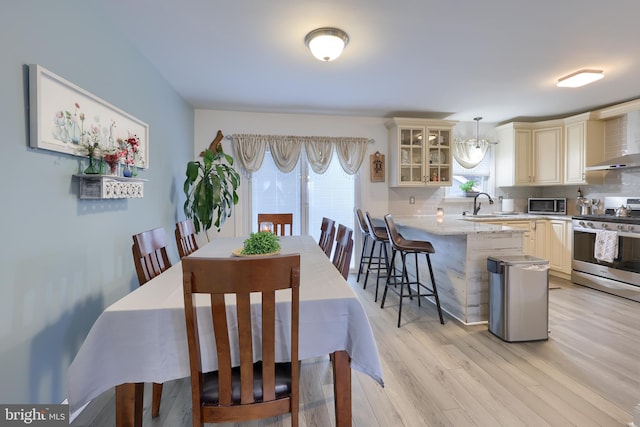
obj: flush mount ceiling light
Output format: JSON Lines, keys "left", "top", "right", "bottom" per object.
{"left": 557, "top": 69, "right": 604, "bottom": 88}
{"left": 304, "top": 27, "right": 349, "bottom": 62}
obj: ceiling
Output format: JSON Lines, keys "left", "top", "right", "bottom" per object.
{"left": 98, "top": 0, "right": 640, "bottom": 124}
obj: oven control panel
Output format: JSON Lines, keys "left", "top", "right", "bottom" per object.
{"left": 573, "top": 220, "right": 638, "bottom": 233}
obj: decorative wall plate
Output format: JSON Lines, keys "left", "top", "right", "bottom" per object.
{"left": 429, "top": 150, "right": 445, "bottom": 164}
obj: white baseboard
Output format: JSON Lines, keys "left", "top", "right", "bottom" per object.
{"left": 62, "top": 397, "right": 89, "bottom": 424}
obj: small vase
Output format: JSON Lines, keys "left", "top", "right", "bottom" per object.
{"left": 84, "top": 156, "right": 100, "bottom": 174}
{"left": 106, "top": 162, "right": 118, "bottom": 175}
{"left": 123, "top": 164, "right": 133, "bottom": 178}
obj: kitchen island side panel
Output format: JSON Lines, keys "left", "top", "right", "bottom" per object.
{"left": 395, "top": 224, "right": 523, "bottom": 324}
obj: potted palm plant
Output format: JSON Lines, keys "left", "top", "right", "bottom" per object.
{"left": 183, "top": 137, "right": 241, "bottom": 241}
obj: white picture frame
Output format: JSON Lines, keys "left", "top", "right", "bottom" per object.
{"left": 29, "top": 64, "right": 149, "bottom": 169}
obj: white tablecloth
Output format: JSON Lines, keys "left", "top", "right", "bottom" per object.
{"left": 66, "top": 235, "right": 383, "bottom": 413}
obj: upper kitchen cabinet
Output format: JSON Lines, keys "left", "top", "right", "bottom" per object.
{"left": 495, "top": 122, "right": 533, "bottom": 186}
{"left": 386, "top": 118, "right": 456, "bottom": 187}
{"left": 532, "top": 126, "right": 563, "bottom": 185}
{"left": 563, "top": 113, "right": 605, "bottom": 185}
{"left": 496, "top": 121, "right": 563, "bottom": 186}
{"left": 496, "top": 116, "right": 604, "bottom": 187}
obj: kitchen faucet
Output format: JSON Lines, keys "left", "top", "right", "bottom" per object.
{"left": 473, "top": 192, "right": 494, "bottom": 215}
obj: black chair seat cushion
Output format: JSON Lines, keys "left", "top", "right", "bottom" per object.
{"left": 202, "top": 361, "right": 292, "bottom": 404}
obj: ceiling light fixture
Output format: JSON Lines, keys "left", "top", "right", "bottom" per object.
{"left": 556, "top": 69, "right": 604, "bottom": 88}
{"left": 455, "top": 117, "right": 498, "bottom": 148}
{"left": 304, "top": 27, "right": 349, "bottom": 62}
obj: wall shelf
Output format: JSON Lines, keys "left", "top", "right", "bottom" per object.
{"left": 73, "top": 174, "right": 147, "bottom": 199}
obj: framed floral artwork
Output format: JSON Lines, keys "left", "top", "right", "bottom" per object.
{"left": 28, "top": 64, "right": 149, "bottom": 169}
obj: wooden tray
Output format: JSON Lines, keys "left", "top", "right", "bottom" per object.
{"left": 231, "top": 248, "right": 281, "bottom": 257}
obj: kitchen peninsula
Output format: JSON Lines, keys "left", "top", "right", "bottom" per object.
{"left": 384, "top": 215, "right": 526, "bottom": 324}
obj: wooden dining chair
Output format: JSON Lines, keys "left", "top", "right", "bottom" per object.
{"left": 257, "top": 213, "right": 293, "bottom": 236}
{"left": 175, "top": 218, "right": 199, "bottom": 258}
{"left": 318, "top": 217, "right": 336, "bottom": 258}
{"left": 182, "top": 254, "right": 300, "bottom": 427}
{"left": 131, "top": 227, "right": 171, "bottom": 418}
{"left": 332, "top": 224, "right": 354, "bottom": 280}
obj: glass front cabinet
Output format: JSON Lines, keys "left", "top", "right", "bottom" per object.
{"left": 386, "top": 118, "right": 456, "bottom": 187}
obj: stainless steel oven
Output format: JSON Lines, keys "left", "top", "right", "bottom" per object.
{"left": 571, "top": 197, "right": 640, "bottom": 302}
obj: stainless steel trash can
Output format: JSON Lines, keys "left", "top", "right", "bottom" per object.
{"left": 487, "top": 255, "right": 549, "bottom": 342}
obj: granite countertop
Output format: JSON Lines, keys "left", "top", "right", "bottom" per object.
{"left": 460, "top": 213, "right": 572, "bottom": 222}
{"left": 388, "top": 213, "right": 572, "bottom": 236}
{"left": 390, "top": 215, "right": 525, "bottom": 236}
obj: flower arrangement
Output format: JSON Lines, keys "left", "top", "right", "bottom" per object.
{"left": 103, "top": 150, "right": 124, "bottom": 175}
{"left": 119, "top": 134, "right": 140, "bottom": 166}
{"left": 75, "top": 123, "right": 106, "bottom": 174}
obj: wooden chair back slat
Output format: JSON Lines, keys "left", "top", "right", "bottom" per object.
{"left": 132, "top": 227, "right": 172, "bottom": 286}
{"left": 332, "top": 224, "right": 354, "bottom": 280}
{"left": 175, "top": 219, "right": 199, "bottom": 258}
{"left": 182, "top": 254, "right": 300, "bottom": 426}
{"left": 318, "top": 217, "right": 336, "bottom": 257}
{"left": 257, "top": 213, "right": 293, "bottom": 236}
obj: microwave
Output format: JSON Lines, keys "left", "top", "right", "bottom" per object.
{"left": 528, "top": 198, "right": 566, "bottom": 215}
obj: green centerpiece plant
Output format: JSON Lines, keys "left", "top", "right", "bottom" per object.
{"left": 241, "top": 231, "right": 281, "bottom": 255}
{"left": 183, "top": 141, "right": 241, "bottom": 241}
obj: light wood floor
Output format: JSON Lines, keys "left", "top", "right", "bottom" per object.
{"left": 71, "top": 274, "right": 639, "bottom": 427}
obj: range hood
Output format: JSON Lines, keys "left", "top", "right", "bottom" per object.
{"left": 585, "top": 110, "right": 640, "bottom": 171}
{"left": 585, "top": 152, "right": 640, "bottom": 171}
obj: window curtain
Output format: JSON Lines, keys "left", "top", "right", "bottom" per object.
{"left": 304, "top": 138, "right": 333, "bottom": 174}
{"left": 452, "top": 139, "right": 489, "bottom": 169}
{"left": 231, "top": 134, "right": 268, "bottom": 176}
{"left": 334, "top": 137, "right": 368, "bottom": 174}
{"left": 231, "top": 133, "right": 369, "bottom": 175}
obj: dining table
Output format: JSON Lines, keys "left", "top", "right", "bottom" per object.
{"left": 66, "top": 235, "right": 384, "bottom": 427}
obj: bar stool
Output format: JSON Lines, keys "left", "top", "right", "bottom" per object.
{"left": 354, "top": 208, "right": 376, "bottom": 282}
{"left": 362, "top": 212, "right": 391, "bottom": 302}
{"left": 381, "top": 214, "right": 444, "bottom": 327}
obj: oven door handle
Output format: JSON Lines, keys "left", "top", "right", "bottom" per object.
{"left": 573, "top": 228, "right": 640, "bottom": 238}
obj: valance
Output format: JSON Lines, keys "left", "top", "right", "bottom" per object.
{"left": 230, "top": 134, "right": 369, "bottom": 175}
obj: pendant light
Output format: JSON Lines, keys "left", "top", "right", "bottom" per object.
{"left": 473, "top": 117, "right": 483, "bottom": 148}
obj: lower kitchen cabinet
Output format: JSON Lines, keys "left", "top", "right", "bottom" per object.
{"left": 548, "top": 219, "right": 572, "bottom": 278}
{"left": 532, "top": 219, "right": 548, "bottom": 260}
{"left": 502, "top": 220, "right": 535, "bottom": 255}
{"left": 485, "top": 218, "right": 571, "bottom": 278}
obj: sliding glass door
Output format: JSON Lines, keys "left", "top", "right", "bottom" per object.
{"left": 251, "top": 150, "right": 355, "bottom": 261}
